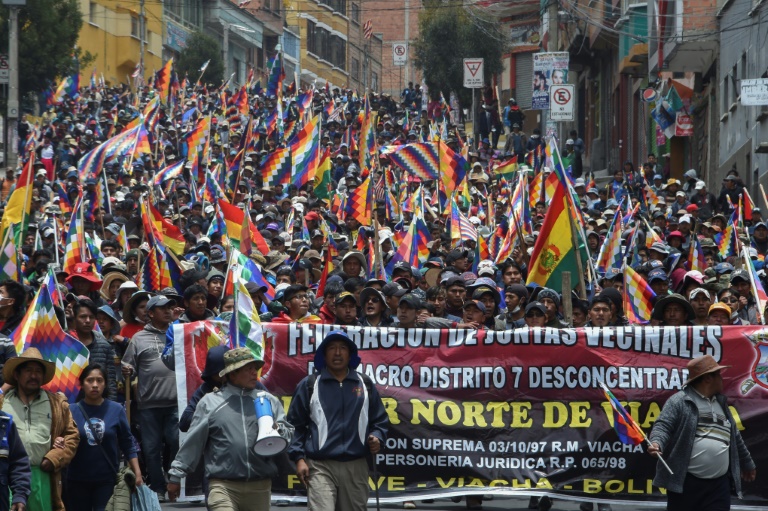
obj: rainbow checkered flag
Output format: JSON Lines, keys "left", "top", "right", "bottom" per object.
{"left": 599, "top": 381, "right": 646, "bottom": 445}
{"left": 622, "top": 265, "right": 656, "bottom": 324}
{"left": 0, "top": 228, "right": 19, "bottom": 282}
{"left": 13, "top": 273, "right": 89, "bottom": 402}
{"left": 230, "top": 272, "right": 264, "bottom": 361}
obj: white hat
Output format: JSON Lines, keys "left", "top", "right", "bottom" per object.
{"left": 679, "top": 215, "right": 692, "bottom": 224}
{"left": 676, "top": 191, "right": 685, "bottom": 197}
{"left": 695, "top": 180, "right": 706, "bottom": 190}
{"left": 36, "top": 169, "right": 47, "bottom": 177}
{"left": 469, "top": 216, "right": 482, "bottom": 226}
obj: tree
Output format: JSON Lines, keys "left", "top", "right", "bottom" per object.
{"left": 176, "top": 32, "right": 224, "bottom": 88}
{"left": 413, "top": 1, "right": 507, "bottom": 107}
{"left": 0, "top": 0, "right": 91, "bottom": 98}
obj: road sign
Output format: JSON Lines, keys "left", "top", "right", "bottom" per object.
{"left": 393, "top": 43, "right": 407, "bottom": 66}
{"left": 549, "top": 84, "right": 574, "bottom": 121}
{"left": 463, "top": 58, "right": 484, "bottom": 88}
{"left": 0, "top": 53, "right": 8, "bottom": 83}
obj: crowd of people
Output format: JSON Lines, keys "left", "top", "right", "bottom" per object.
{"left": 0, "top": 71, "right": 761, "bottom": 511}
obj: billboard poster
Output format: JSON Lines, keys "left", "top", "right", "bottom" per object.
{"left": 532, "top": 52, "right": 569, "bottom": 110}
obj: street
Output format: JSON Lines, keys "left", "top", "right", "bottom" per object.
{"left": 160, "top": 496, "right": 666, "bottom": 510}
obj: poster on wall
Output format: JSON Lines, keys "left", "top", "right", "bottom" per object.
{"left": 509, "top": 23, "right": 541, "bottom": 53}
{"left": 532, "top": 52, "right": 569, "bottom": 110}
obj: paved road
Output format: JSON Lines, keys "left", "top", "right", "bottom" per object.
{"left": 160, "top": 496, "right": 665, "bottom": 510}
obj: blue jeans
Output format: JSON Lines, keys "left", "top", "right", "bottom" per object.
{"left": 138, "top": 407, "right": 179, "bottom": 493}
{"left": 65, "top": 480, "right": 114, "bottom": 511}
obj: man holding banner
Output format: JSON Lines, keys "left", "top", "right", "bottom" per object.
{"left": 648, "top": 355, "right": 756, "bottom": 510}
{"left": 287, "top": 330, "right": 389, "bottom": 511}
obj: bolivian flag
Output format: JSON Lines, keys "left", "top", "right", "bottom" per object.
{"left": 219, "top": 200, "right": 270, "bottom": 255}
{"left": 526, "top": 178, "right": 587, "bottom": 290}
{"left": 0, "top": 158, "right": 34, "bottom": 245}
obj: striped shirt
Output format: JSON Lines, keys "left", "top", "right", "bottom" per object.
{"left": 688, "top": 388, "right": 731, "bottom": 479}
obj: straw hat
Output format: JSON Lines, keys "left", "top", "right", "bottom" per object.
{"left": 3, "top": 348, "right": 56, "bottom": 386}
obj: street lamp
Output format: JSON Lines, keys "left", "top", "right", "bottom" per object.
{"left": 3, "top": 0, "right": 25, "bottom": 170}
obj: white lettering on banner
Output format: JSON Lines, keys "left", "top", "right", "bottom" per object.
{"left": 419, "top": 366, "right": 506, "bottom": 389}
{"left": 528, "top": 366, "right": 687, "bottom": 390}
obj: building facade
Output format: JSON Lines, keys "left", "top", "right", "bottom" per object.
{"left": 717, "top": 0, "right": 768, "bottom": 194}
{"left": 77, "top": 0, "right": 164, "bottom": 86}
{"left": 285, "top": 0, "right": 382, "bottom": 91}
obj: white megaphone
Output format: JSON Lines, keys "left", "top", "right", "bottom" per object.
{"left": 254, "top": 391, "right": 288, "bottom": 456}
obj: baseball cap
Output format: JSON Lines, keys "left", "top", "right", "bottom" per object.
{"left": 334, "top": 291, "right": 358, "bottom": 305}
{"left": 146, "top": 295, "right": 176, "bottom": 310}
{"left": 730, "top": 269, "right": 750, "bottom": 283}
{"left": 398, "top": 294, "right": 422, "bottom": 309}
{"left": 708, "top": 302, "right": 732, "bottom": 316}
{"left": 382, "top": 283, "right": 407, "bottom": 298}
{"left": 463, "top": 300, "right": 487, "bottom": 314}
{"left": 689, "top": 288, "right": 711, "bottom": 300}
{"left": 647, "top": 268, "right": 668, "bottom": 282}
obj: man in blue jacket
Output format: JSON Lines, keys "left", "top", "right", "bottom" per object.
{"left": 287, "top": 330, "right": 389, "bottom": 511}
{"left": 0, "top": 408, "right": 31, "bottom": 511}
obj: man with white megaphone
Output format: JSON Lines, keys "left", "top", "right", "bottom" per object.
{"left": 166, "top": 347, "right": 293, "bottom": 509}
{"left": 287, "top": 330, "right": 390, "bottom": 511}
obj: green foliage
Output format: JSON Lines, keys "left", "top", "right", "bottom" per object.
{"left": 176, "top": 32, "right": 224, "bottom": 87}
{"left": 0, "top": 0, "right": 90, "bottom": 96}
{"left": 413, "top": 1, "right": 508, "bottom": 106}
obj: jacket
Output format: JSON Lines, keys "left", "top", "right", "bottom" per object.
{"left": 3, "top": 390, "right": 79, "bottom": 511}
{"left": 168, "top": 385, "right": 293, "bottom": 483}
{"left": 0, "top": 412, "right": 31, "bottom": 511}
{"left": 104, "top": 466, "right": 135, "bottom": 511}
{"left": 122, "top": 324, "right": 177, "bottom": 409}
{"left": 74, "top": 331, "right": 118, "bottom": 400}
{"left": 649, "top": 386, "right": 755, "bottom": 497}
{"left": 287, "top": 368, "right": 389, "bottom": 462}
{"left": 179, "top": 380, "right": 267, "bottom": 432}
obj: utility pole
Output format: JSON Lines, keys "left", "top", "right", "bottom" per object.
{"left": 222, "top": 22, "right": 230, "bottom": 80}
{"left": 547, "top": 0, "right": 558, "bottom": 54}
{"left": 4, "top": 0, "right": 24, "bottom": 171}
{"left": 404, "top": 0, "right": 409, "bottom": 88}
{"left": 139, "top": 0, "right": 146, "bottom": 76}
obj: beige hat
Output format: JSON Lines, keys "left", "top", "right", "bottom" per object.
{"left": 219, "top": 347, "right": 264, "bottom": 377}
{"left": 3, "top": 348, "right": 56, "bottom": 386}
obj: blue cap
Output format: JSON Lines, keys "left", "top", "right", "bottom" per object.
{"left": 714, "top": 262, "right": 734, "bottom": 274}
{"left": 313, "top": 331, "right": 360, "bottom": 371}
{"left": 653, "top": 174, "right": 663, "bottom": 180}
{"left": 648, "top": 268, "right": 668, "bottom": 282}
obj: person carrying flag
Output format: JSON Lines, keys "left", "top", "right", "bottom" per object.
{"left": 648, "top": 355, "right": 756, "bottom": 510}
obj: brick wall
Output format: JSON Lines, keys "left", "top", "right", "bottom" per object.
{"left": 365, "top": 0, "right": 423, "bottom": 95}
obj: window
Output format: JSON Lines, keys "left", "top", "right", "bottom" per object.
{"left": 371, "top": 71, "right": 378, "bottom": 91}
{"left": 131, "top": 16, "right": 140, "bottom": 38}
{"left": 351, "top": 56, "right": 359, "bottom": 80}
{"left": 233, "top": 58, "right": 243, "bottom": 84}
{"left": 306, "top": 21, "right": 317, "bottom": 54}
{"left": 89, "top": 2, "right": 98, "bottom": 24}
{"left": 351, "top": 2, "right": 360, "bottom": 23}
{"left": 330, "top": 0, "right": 346, "bottom": 15}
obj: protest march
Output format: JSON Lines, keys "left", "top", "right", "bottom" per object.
{"left": 0, "top": 55, "right": 763, "bottom": 511}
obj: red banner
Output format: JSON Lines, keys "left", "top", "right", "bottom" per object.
{"left": 184, "top": 324, "right": 768, "bottom": 505}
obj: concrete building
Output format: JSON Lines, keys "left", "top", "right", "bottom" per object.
{"left": 285, "top": 0, "right": 382, "bottom": 91}
{"left": 716, "top": 0, "right": 768, "bottom": 193}
{"left": 365, "top": 0, "right": 423, "bottom": 97}
{"left": 77, "top": 0, "right": 164, "bottom": 85}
